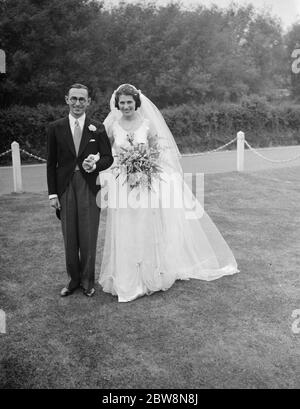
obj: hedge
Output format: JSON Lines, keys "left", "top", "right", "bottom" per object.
{"left": 1, "top": 95, "right": 300, "bottom": 164}
{"left": 0, "top": 102, "right": 109, "bottom": 165}
{"left": 161, "top": 96, "right": 300, "bottom": 153}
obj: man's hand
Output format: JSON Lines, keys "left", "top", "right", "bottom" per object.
{"left": 82, "top": 157, "right": 96, "bottom": 173}
{"left": 50, "top": 197, "right": 61, "bottom": 210}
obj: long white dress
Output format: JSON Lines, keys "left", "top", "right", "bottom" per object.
{"left": 99, "top": 119, "right": 238, "bottom": 302}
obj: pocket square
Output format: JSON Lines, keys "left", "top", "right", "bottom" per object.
{"left": 89, "top": 139, "right": 96, "bottom": 142}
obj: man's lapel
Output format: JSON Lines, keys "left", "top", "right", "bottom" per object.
{"left": 78, "top": 116, "right": 91, "bottom": 157}
{"left": 62, "top": 117, "right": 76, "bottom": 156}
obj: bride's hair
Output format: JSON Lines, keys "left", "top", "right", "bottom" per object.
{"left": 114, "top": 84, "right": 141, "bottom": 110}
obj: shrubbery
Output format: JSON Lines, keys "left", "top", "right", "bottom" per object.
{"left": 0, "top": 102, "right": 110, "bottom": 164}
{"left": 162, "top": 96, "right": 300, "bottom": 153}
{"left": 1, "top": 96, "right": 300, "bottom": 164}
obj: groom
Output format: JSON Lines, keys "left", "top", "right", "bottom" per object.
{"left": 47, "top": 83, "right": 113, "bottom": 297}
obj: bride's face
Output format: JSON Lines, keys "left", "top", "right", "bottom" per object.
{"left": 118, "top": 94, "right": 136, "bottom": 118}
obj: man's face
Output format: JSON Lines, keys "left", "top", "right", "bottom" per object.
{"left": 65, "top": 88, "right": 90, "bottom": 118}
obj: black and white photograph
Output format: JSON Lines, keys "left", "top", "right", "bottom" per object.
{"left": 0, "top": 0, "right": 299, "bottom": 393}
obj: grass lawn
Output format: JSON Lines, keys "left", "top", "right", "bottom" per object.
{"left": 0, "top": 166, "right": 299, "bottom": 389}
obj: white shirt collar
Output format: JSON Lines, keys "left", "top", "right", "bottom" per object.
{"left": 69, "top": 113, "right": 86, "bottom": 129}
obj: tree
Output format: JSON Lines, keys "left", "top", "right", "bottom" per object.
{"left": 0, "top": 0, "right": 104, "bottom": 106}
{"left": 0, "top": 0, "right": 292, "bottom": 108}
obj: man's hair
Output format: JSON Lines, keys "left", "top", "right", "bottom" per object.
{"left": 67, "top": 83, "right": 89, "bottom": 96}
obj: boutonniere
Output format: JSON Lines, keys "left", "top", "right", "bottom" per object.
{"left": 88, "top": 124, "right": 97, "bottom": 132}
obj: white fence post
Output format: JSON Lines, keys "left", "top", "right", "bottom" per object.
{"left": 0, "top": 49, "right": 5, "bottom": 74}
{"left": 11, "top": 141, "right": 23, "bottom": 192}
{"left": 237, "top": 131, "right": 245, "bottom": 172}
{"left": 0, "top": 309, "right": 6, "bottom": 334}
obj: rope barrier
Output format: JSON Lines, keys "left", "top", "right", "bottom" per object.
{"left": 182, "top": 136, "right": 237, "bottom": 157}
{"left": 0, "top": 149, "right": 12, "bottom": 158}
{"left": 19, "top": 149, "right": 46, "bottom": 162}
{"left": 244, "top": 140, "right": 300, "bottom": 163}
{"left": 2, "top": 138, "right": 300, "bottom": 165}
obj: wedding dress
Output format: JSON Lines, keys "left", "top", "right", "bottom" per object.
{"left": 98, "top": 95, "right": 238, "bottom": 302}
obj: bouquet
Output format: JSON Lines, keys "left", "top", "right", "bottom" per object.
{"left": 113, "top": 138, "right": 164, "bottom": 190}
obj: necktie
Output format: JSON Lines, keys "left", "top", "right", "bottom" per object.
{"left": 73, "top": 119, "right": 82, "bottom": 156}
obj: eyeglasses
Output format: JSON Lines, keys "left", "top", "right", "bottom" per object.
{"left": 69, "top": 97, "right": 88, "bottom": 104}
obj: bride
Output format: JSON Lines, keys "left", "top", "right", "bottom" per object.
{"left": 98, "top": 84, "right": 238, "bottom": 302}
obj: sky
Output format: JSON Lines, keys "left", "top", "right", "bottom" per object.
{"left": 104, "top": 0, "right": 300, "bottom": 31}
